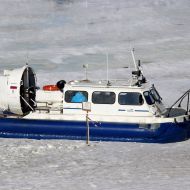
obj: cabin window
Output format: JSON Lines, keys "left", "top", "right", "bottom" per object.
{"left": 92, "top": 91, "right": 116, "bottom": 104}
{"left": 65, "top": 90, "right": 88, "bottom": 103}
{"left": 143, "top": 91, "right": 155, "bottom": 105}
{"left": 118, "top": 92, "right": 144, "bottom": 105}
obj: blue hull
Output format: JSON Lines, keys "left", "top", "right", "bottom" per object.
{"left": 0, "top": 117, "right": 190, "bottom": 143}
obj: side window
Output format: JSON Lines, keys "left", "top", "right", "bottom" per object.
{"left": 92, "top": 91, "right": 116, "bottom": 104}
{"left": 118, "top": 92, "right": 144, "bottom": 105}
{"left": 65, "top": 91, "right": 88, "bottom": 103}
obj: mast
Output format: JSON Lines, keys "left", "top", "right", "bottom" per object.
{"left": 131, "top": 48, "right": 146, "bottom": 86}
{"left": 131, "top": 48, "right": 138, "bottom": 71}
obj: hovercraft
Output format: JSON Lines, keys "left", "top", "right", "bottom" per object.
{"left": 0, "top": 50, "right": 189, "bottom": 143}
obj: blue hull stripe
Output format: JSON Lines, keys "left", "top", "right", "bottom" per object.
{"left": 0, "top": 117, "right": 189, "bottom": 143}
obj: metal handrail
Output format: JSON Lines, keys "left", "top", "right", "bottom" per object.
{"left": 167, "top": 89, "right": 190, "bottom": 117}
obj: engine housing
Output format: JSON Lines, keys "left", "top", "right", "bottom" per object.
{"left": 0, "top": 65, "right": 36, "bottom": 115}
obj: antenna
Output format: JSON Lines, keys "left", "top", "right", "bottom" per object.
{"left": 26, "top": 51, "right": 30, "bottom": 65}
{"left": 131, "top": 48, "right": 138, "bottom": 71}
{"left": 83, "top": 64, "right": 88, "bottom": 80}
{"left": 130, "top": 48, "right": 147, "bottom": 86}
{"left": 106, "top": 52, "right": 109, "bottom": 84}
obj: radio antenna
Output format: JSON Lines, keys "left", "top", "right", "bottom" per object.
{"left": 26, "top": 50, "right": 30, "bottom": 65}
{"left": 131, "top": 48, "right": 138, "bottom": 71}
{"left": 83, "top": 64, "right": 88, "bottom": 80}
{"left": 106, "top": 52, "right": 109, "bottom": 84}
{"left": 130, "top": 48, "right": 146, "bottom": 86}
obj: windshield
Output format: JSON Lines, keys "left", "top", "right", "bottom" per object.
{"left": 143, "top": 91, "right": 155, "bottom": 105}
{"left": 150, "top": 87, "right": 162, "bottom": 102}
{"left": 143, "top": 87, "right": 162, "bottom": 105}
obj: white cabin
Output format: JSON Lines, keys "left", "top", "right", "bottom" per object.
{"left": 62, "top": 80, "right": 167, "bottom": 117}
{"left": 24, "top": 79, "right": 169, "bottom": 124}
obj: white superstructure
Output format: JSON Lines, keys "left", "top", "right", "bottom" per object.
{"left": 24, "top": 74, "right": 171, "bottom": 123}
{"left": 0, "top": 50, "right": 188, "bottom": 126}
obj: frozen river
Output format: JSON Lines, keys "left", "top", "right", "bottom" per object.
{"left": 1, "top": 139, "right": 190, "bottom": 190}
{"left": 0, "top": 0, "right": 190, "bottom": 189}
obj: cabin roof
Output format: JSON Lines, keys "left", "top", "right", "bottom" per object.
{"left": 66, "top": 79, "right": 150, "bottom": 90}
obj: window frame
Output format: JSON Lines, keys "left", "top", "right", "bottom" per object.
{"left": 92, "top": 91, "right": 116, "bottom": 105}
{"left": 118, "top": 92, "right": 144, "bottom": 106}
{"left": 64, "top": 90, "right": 88, "bottom": 103}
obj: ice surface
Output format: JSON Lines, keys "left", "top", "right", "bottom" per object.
{"left": 0, "top": 0, "right": 189, "bottom": 103}
{"left": 0, "top": 0, "right": 190, "bottom": 189}
{"left": 0, "top": 139, "right": 190, "bottom": 190}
